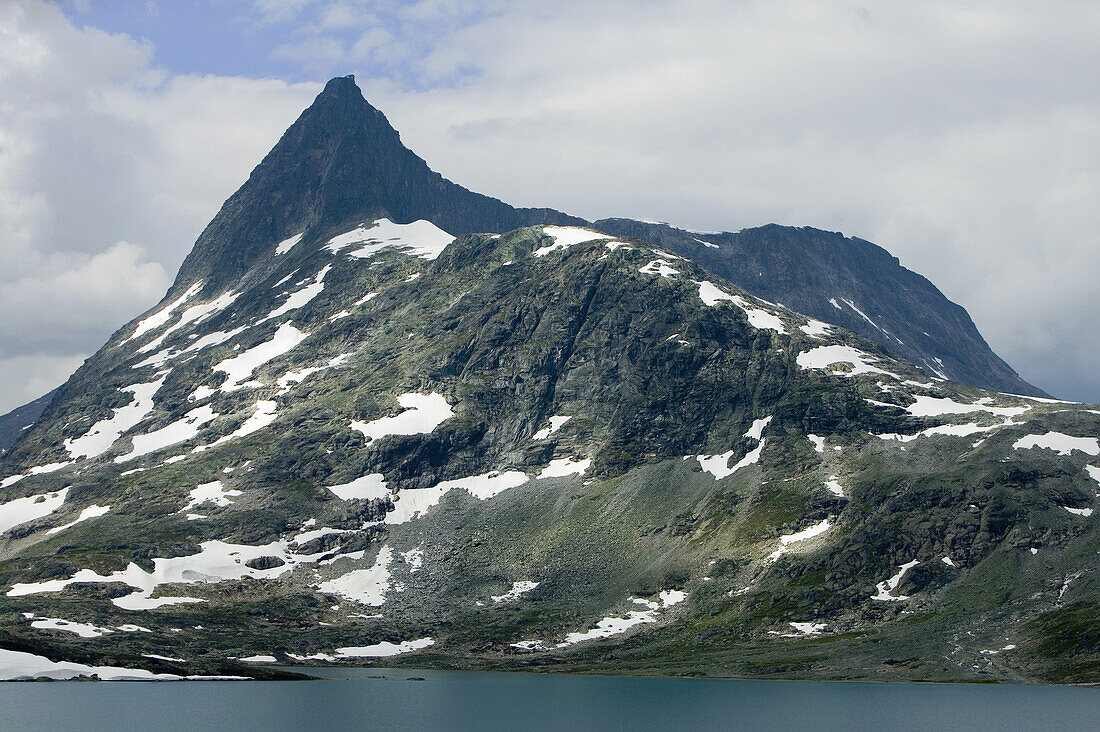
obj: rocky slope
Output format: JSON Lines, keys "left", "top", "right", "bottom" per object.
{"left": 1, "top": 79, "right": 1096, "bottom": 683}
{"left": 591, "top": 220, "right": 1045, "bottom": 397}
{"left": 1, "top": 220, "right": 1097, "bottom": 682}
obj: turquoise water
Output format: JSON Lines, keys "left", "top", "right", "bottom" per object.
{"left": 2, "top": 668, "right": 1099, "bottom": 731}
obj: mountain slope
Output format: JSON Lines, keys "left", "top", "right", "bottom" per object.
{"left": 0, "top": 391, "right": 55, "bottom": 457}
{"left": 1, "top": 218, "right": 1097, "bottom": 682}
{"left": 590, "top": 220, "right": 1044, "bottom": 397}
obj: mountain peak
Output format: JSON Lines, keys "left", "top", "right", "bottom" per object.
{"left": 169, "top": 75, "right": 581, "bottom": 294}
{"left": 323, "top": 73, "right": 357, "bottom": 92}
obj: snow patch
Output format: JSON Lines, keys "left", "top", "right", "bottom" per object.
{"left": 796, "top": 345, "right": 893, "bottom": 377}
{"left": 275, "top": 353, "right": 351, "bottom": 395}
{"left": 1086, "top": 465, "right": 1100, "bottom": 487}
{"left": 639, "top": 259, "right": 679, "bottom": 278}
{"left": 537, "top": 458, "right": 591, "bottom": 479}
{"left": 327, "top": 219, "right": 454, "bottom": 260}
{"left": 492, "top": 581, "right": 539, "bottom": 603}
{"left": 800, "top": 319, "right": 832, "bottom": 338}
{"left": 213, "top": 323, "right": 308, "bottom": 392}
{"left": 824, "top": 477, "right": 845, "bottom": 498}
{"left": 29, "top": 617, "right": 112, "bottom": 638}
{"left": 0, "top": 488, "right": 69, "bottom": 534}
{"left": 1013, "top": 432, "right": 1099, "bottom": 456}
{"left": 136, "top": 290, "right": 240, "bottom": 355}
{"left": 745, "top": 416, "right": 772, "bottom": 441}
{"left": 334, "top": 638, "right": 435, "bottom": 658}
{"left": 201, "top": 400, "right": 278, "bottom": 449}
{"left": 533, "top": 415, "right": 572, "bottom": 440}
{"left": 401, "top": 547, "right": 423, "bottom": 572}
{"left": 872, "top": 560, "right": 919, "bottom": 601}
{"left": 182, "top": 481, "right": 241, "bottom": 512}
{"left": 0, "top": 648, "right": 184, "bottom": 681}
{"left": 46, "top": 504, "right": 110, "bottom": 536}
{"left": 693, "top": 282, "right": 786, "bottom": 332}
{"left": 556, "top": 590, "right": 686, "bottom": 647}
{"left": 789, "top": 622, "right": 826, "bottom": 636}
{"left": 328, "top": 473, "right": 388, "bottom": 501}
{"left": 123, "top": 282, "right": 202, "bottom": 345}
{"left": 350, "top": 392, "right": 453, "bottom": 441}
{"left": 876, "top": 420, "right": 1021, "bottom": 443}
{"left": 274, "top": 232, "right": 303, "bottom": 256}
{"left": 767, "top": 520, "right": 831, "bottom": 562}
{"left": 8, "top": 538, "right": 329, "bottom": 610}
{"left": 258, "top": 265, "right": 330, "bottom": 323}
{"left": 318, "top": 546, "right": 394, "bottom": 606}
{"left": 114, "top": 405, "right": 218, "bottom": 462}
{"left": 533, "top": 227, "right": 613, "bottom": 256}
{"left": 894, "top": 395, "right": 1029, "bottom": 419}
{"left": 384, "top": 470, "right": 528, "bottom": 524}
{"left": 697, "top": 439, "right": 766, "bottom": 481}
{"left": 64, "top": 374, "right": 167, "bottom": 459}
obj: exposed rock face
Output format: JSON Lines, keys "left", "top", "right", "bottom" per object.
{"left": 0, "top": 78, "right": 1093, "bottom": 683}
{"left": 173, "top": 75, "right": 585, "bottom": 294}
{"left": 590, "top": 219, "right": 1046, "bottom": 397}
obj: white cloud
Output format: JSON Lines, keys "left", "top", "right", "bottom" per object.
{"left": 0, "top": 2, "right": 315, "bottom": 412}
{"left": 0, "top": 353, "right": 86, "bottom": 414}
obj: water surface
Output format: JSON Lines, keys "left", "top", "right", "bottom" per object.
{"left": 2, "top": 668, "right": 1098, "bottom": 731}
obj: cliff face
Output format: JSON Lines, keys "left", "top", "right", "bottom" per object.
{"left": 172, "top": 75, "right": 584, "bottom": 294}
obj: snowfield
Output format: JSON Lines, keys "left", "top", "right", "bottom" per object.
{"left": 0, "top": 488, "right": 69, "bottom": 534}
{"left": 351, "top": 392, "right": 453, "bottom": 441}
{"left": 796, "top": 345, "right": 893, "bottom": 377}
{"left": 318, "top": 545, "right": 394, "bottom": 606}
{"left": 1012, "top": 432, "right": 1100, "bottom": 456}
{"left": 326, "top": 218, "right": 454, "bottom": 260}
{"left": 533, "top": 226, "right": 613, "bottom": 256}
{"left": 213, "top": 323, "right": 308, "bottom": 392}
{"left": 64, "top": 374, "right": 167, "bottom": 459}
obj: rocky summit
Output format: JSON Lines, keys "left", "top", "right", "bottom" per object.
{"left": 1, "top": 77, "right": 1098, "bottom": 684}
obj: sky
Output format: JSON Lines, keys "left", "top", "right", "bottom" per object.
{"left": 0, "top": 0, "right": 1096, "bottom": 413}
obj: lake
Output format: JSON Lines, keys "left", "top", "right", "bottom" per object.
{"left": 2, "top": 668, "right": 1098, "bottom": 731}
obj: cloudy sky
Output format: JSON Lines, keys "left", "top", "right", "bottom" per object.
{"left": 0, "top": 0, "right": 1097, "bottom": 412}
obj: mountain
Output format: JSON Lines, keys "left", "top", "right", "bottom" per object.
{"left": 171, "top": 74, "right": 1037, "bottom": 396}
{"left": 590, "top": 220, "right": 1045, "bottom": 397}
{"left": 0, "top": 391, "right": 56, "bottom": 457}
{"left": 1, "top": 78, "right": 1097, "bottom": 683}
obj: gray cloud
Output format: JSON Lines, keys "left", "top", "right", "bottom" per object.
{"left": 0, "top": 0, "right": 1096, "bottom": 413}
